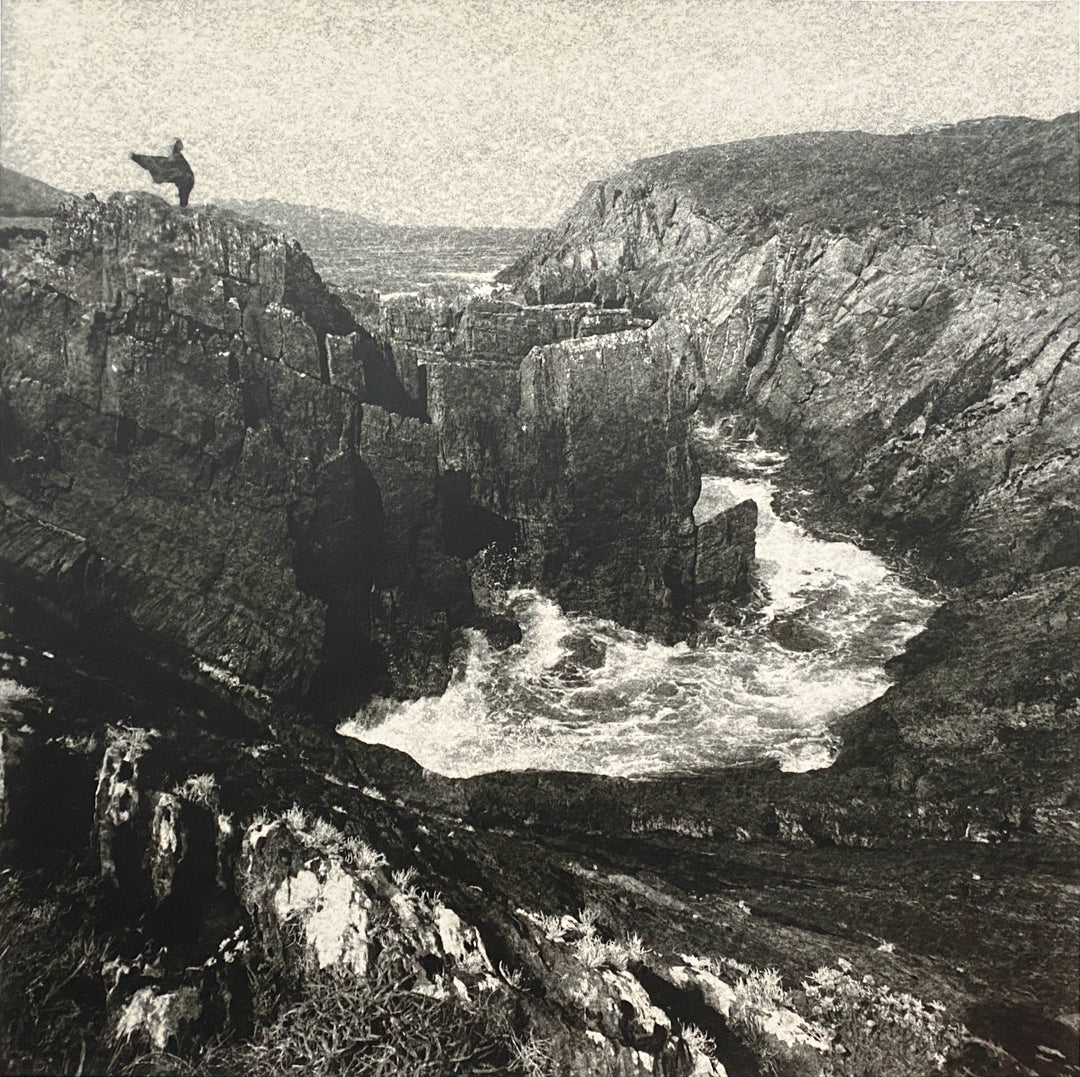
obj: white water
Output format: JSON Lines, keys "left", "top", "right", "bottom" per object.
{"left": 340, "top": 433, "right": 938, "bottom": 779}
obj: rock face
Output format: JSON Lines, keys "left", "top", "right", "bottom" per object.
{"left": 427, "top": 318, "right": 753, "bottom": 631}
{"left": 501, "top": 113, "right": 1080, "bottom": 583}
{"left": 365, "top": 293, "right": 645, "bottom": 420}
{"left": 1, "top": 119, "right": 1079, "bottom": 1076}
{"left": 0, "top": 193, "right": 753, "bottom": 704}
{"left": 513, "top": 324, "right": 702, "bottom": 625}
{"left": 484, "top": 113, "right": 1080, "bottom": 1070}
{"left": 373, "top": 293, "right": 754, "bottom": 628}
{"left": 0, "top": 572, "right": 1071, "bottom": 1075}
{"left": 0, "top": 192, "right": 463, "bottom": 699}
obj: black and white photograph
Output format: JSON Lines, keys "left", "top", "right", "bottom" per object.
{"left": 0, "top": 1, "right": 1077, "bottom": 1073}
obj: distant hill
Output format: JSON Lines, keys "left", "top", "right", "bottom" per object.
{"left": 221, "top": 198, "right": 539, "bottom": 294}
{"left": 218, "top": 198, "right": 383, "bottom": 244}
{"left": 0, "top": 166, "right": 71, "bottom": 217}
{"left": 221, "top": 197, "right": 537, "bottom": 253}
{"left": 500, "top": 112, "right": 1080, "bottom": 303}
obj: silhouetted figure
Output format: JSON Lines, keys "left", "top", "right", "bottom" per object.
{"left": 130, "top": 138, "right": 195, "bottom": 206}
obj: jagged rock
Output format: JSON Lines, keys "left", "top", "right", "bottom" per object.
{"left": 662, "top": 957, "right": 831, "bottom": 1076}
{"left": 375, "top": 293, "right": 641, "bottom": 386}
{"left": 767, "top": 614, "right": 832, "bottom": 652}
{"left": 425, "top": 317, "right": 738, "bottom": 633}
{"left": 513, "top": 321, "right": 704, "bottom": 628}
{"left": 501, "top": 114, "right": 1080, "bottom": 583}
{"left": 148, "top": 792, "right": 186, "bottom": 902}
{"left": 3, "top": 121, "right": 1076, "bottom": 1077}
{"left": 0, "top": 194, "right": 389, "bottom": 698}
{"left": 696, "top": 498, "right": 757, "bottom": 604}
{"left": 94, "top": 725, "right": 156, "bottom": 884}
{"left": 1, "top": 193, "right": 753, "bottom": 707}
{"left": 357, "top": 404, "right": 473, "bottom": 695}
{"left": 0, "top": 623, "right": 1066, "bottom": 1075}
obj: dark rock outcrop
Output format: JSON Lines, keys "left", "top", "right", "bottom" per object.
{"left": 501, "top": 113, "right": 1080, "bottom": 583}
{"left": 1, "top": 192, "right": 752, "bottom": 706}
{"left": 376, "top": 293, "right": 642, "bottom": 367}
{"left": 1, "top": 560, "right": 1074, "bottom": 1074}
{"left": 696, "top": 498, "right": 757, "bottom": 605}
{"left": 484, "top": 113, "right": 1080, "bottom": 1069}
{"left": 425, "top": 318, "right": 755, "bottom": 631}
{"left": 0, "top": 193, "right": 468, "bottom": 700}
{"left": 367, "top": 293, "right": 645, "bottom": 419}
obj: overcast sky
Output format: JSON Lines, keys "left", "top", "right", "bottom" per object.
{"left": 1, "top": 0, "right": 1077, "bottom": 226}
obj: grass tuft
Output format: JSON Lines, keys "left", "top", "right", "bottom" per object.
{"left": 391, "top": 866, "right": 419, "bottom": 894}
{"left": 280, "top": 803, "right": 309, "bottom": 831}
{"left": 308, "top": 816, "right": 344, "bottom": 847}
{"left": 0, "top": 679, "right": 39, "bottom": 715}
{"left": 801, "top": 963, "right": 966, "bottom": 1077}
{"left": 343, "top": 836, "right": 388, "bottom": 872}
{"left": 173, "top": 773, "right": 217, "bottom": 807}
{"left": 198, "top": 968, "right": 528, "bottom": 1077}
{"left": 680, "top": 1021, "right": 717, "bottom": 1060}
{"left": 0, "top": 872, "right": 112, "bottom": 1075}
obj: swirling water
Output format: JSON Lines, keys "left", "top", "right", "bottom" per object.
{"left": 340, "top": 434, "right": 938, "bottom": 778}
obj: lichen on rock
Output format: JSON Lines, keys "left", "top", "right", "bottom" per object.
{"left": 115, "top": 984, "right": 202, "bottom": 1052}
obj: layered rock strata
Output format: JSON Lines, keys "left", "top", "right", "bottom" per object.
{"left": 0, "top": 193, "right": 751, "bottom": 705}
{"left": 0, "top": 572, "right": 1072, "bottom": 1076}
{"left": 1, "top": 115, "right": 1079, "bottom": 1073}
{"left": 358, "top": 292, "right": 647, "bottom": 423}
{"left": 428, "top": 318, "right": 750, "bottom": 631}
{"left": 0, "top": 193, "right": 462, "bottom": 699}
{"left": 488, "top": 112, "right": 1080, "bottom": 1066}
{"left": 502, "top": 113, "right": 1080, "bottom": 582}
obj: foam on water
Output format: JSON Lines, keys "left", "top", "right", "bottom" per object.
{"left": 341, "top": 435, "right": 938, "bottom": 779}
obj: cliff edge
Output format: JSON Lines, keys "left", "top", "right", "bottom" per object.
{"left": 1, "top": 192, "right": 751, "bottom": 704}
{"left": 0, "top": 192, "right": 472, "bottom": 700}
{"left": 501, "top": 113, "right": 1080, "bottom": 583}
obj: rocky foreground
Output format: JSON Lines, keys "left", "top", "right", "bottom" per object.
{"left": 1, "top": 114, "right": 1078, "bottom": 1077}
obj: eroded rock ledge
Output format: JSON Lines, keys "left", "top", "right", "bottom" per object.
{"left": 501, "top": 113, "right": 1080, "bottom": 583}
{"left": 0, "top": 192, "right": 753, "bottom": 705}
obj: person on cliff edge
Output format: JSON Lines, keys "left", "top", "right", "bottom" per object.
{"left": 130, "top": 138, "right": 195, "bottom": 207}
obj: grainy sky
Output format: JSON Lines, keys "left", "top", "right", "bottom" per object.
{"left": 1, "top": 0, "right": 1077, "bottom": 225}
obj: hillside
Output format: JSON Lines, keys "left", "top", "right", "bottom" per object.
{"left": 631, "top": 114, "right": 1077, "bottom": 236}
{"left": 0, "top": 164, "right": 71, "bottom": 217}
{"left": 224, "top": 196, "right": 537, "bottom": 250}
{"left": 503, "top": 113, "right": 1078, "bottom": 294}
{"left": 222, "top": 197, "right": 538, "bottom": 292}
{"left": 501, "top": 113, "right": 1080, "bottom": 586}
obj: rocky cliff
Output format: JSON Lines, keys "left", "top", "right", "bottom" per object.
{"left": 0, "top": 192, "right": 751, "bottom": 706}
{"left": 371, "top": 293, "right": 645, "bottom": 393}
{"left": 0, "top": 562, "right": 1074, "bottom": 1076}
{"left": 501, "top": 113, "right": 1080, "bottom": 583}
{"left": 486, "top": 113, "right": 1080, "bottom": 1071}
{"left": 0, "top": 192, "right": 466, "bottom": 700}
{"left": 371, "top": 292, "right": 751, "bottom": 630}
{"left": 1, "top": 119, "right": 1078, "bottom": 1077}
{"left": 428, "top": 318, "right": 726, "bottom": 632}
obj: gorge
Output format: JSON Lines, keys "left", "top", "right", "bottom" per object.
{"left": 0, "top": 113, "right": 1077, "bottom": 1077}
